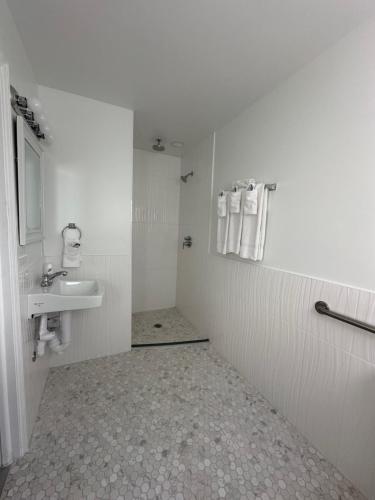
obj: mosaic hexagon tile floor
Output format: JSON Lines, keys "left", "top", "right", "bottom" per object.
{"left": 132, "top": 308, "right": 208, "bottom": 345}
{"left": 1, "top": 345, "right": 364, "bottom": 500}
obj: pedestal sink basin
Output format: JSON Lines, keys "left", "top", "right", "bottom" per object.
{"left": 28, "top": 279, "right": 104, "bottom": 318}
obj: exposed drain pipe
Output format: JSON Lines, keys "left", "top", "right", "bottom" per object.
{"left": 36, "top": 311, "right": 72, "bottom": 356}
{"left": 36, "top": 314, "right": 55, "bottom": 357}
{"left": 48, "top": 311, "right": 71, "bottom": 354}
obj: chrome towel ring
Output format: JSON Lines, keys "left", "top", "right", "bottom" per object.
{"left": 62, "top": 223, "right": 82, "bottom": 239}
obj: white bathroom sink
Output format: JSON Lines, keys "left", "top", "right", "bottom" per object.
{"left": 28, "top": 279, "right": 104, "bottom": 318}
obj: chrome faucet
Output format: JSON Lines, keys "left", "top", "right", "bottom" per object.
{"left": 40, "top": 270, "right": 68, "bottom": 288}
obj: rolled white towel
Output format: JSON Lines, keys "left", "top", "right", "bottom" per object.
{"left": 62, "top": 228, "right": 81, "bottom": 268}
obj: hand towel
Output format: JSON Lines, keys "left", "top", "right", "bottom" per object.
{"left": 226, "top": 190, "right": 244, "bottom": 254}
{"left": 217, "top": 192, "right": 227, "bottom": 217}
{"left": 217, "top": 192, "right": 229, "bottom": 254}
{"left": 239, "top": 184, "right": 268, "bottom": 261}
{"left": 256, "top": 187, "right": 268, "bottom": 261}
{"left": 229, "top": 190, "right": 241, "bottom": 213}
{"left": 62, "top": 227, "right": 81, "bottom": 268}
{"left": 243, "top": 186, "right": 258, "bottom": 215}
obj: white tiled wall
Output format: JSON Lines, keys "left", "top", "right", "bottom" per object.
{"left": 17, "top": 242, "right": 48, "bottom": 441}
{"left": 177, "top": 133, "right": 375, "bottom": 498}
{"left": 132, "top": 149, "right": 181, "bottom": 313}
{"left": 44, "top": 255, "right": 131, "bottom": 368}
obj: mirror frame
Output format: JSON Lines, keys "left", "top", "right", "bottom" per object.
{"left": 16, "top": 115, "right": 44, "bottom": 246}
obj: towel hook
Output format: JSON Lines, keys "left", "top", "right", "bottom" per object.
{"left": 62, "top": 223, "right": 82, "bottom": 239}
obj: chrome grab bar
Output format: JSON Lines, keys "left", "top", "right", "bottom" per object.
{"left": 315, "top": 301, "right": 375, "bottom": 335}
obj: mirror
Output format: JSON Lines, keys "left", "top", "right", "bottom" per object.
{"left": 16, "top": 115, "right": 44, "bottom": 245}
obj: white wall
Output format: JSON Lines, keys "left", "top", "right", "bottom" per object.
{"left": 0, "top": 0, "right": 48, "bottom": 445}
{"left": 132, "top": 149, "right": 181, "bottom": 313}
{"left": 40, "top": 85, "right": 133, "bottom": 367}
{"left": 0, "top": 1, "right": 36, "bottom": 97}
{"left": 177, "top": 19, "right": 375, "bottom": 499}
{"left": 212, "top": 19, "right": 375, "bottom": 291}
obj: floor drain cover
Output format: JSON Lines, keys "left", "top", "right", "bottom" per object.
{"left": 153, "top": 323, "right": 162, "bottom": 328}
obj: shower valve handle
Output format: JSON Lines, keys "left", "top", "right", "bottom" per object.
{"left": 183, "top": 236, "right": 192, "bottom": 249}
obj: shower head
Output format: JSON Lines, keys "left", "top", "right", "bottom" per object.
{"left": 152, "top": 137, "right": 165, "bottom": 152}
{"left": 181, "top": 171, "right": 194, "bottom": 183}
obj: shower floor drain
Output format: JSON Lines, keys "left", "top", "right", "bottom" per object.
{"left": 153, "top": 323, "right": 162, "bottom": 328}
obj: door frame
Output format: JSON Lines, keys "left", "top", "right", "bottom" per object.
{"left": 0, "top": 63, "right": 28, "bottom": 465}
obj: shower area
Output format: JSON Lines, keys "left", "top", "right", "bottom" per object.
{"left": 131, "top": 147, "right": 207, "bottom": 346}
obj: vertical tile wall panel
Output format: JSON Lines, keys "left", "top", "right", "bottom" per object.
{"left": 18, "top": 241, "right": 48, "bottom": 441}
{"left": 44, "top": 255, "right": 131, "bottom": 368}
{"left": 132, "top": 149, "right": 181, "bottom": 313}
{"left": 177, "top": 134, "right": 375, "bottom": 498}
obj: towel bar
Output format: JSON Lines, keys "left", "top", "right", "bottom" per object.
{"left": 315, "top": 301, "right": 375, "bottom": 334}
{"left": 226, "top": 183, "right": 277, "bottom": 194}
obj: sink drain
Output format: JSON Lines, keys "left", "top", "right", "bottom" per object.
{"left": 153, "top": 323, "right": 162, "bottom": 328}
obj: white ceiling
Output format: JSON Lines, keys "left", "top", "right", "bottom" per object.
{"left": 7, "top": 0, "right": 375, "bottom": 156}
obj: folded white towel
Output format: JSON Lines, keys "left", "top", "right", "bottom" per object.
{"left": 217, "top": 192, "right": 229, "bottom": 254}
{"left": 62, "top": 228, "right": 81, "bottom": 268}
{"left": 239, "top": 184, "right": 268, "bottom": 261}
{"left": 243, "top": 186, "right": 258, "bottom": 215}
{"left": 217, "top": 192, "right": 227, "bottom": 217}
{"left": 226, "top": 190, "right": 244, "bottom": 254}
{"left": 229, "top": 191, "right": 241, "bottom": 213}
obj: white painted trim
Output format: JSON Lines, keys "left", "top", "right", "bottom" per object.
{"left": 16, "top": 115, "right": 44, "bottom": 246}
{"left": 0, "top": 276, "right": 12, "bottom": 465}
{"left": 0, "top": 64, "right": 28, "bottom": 465}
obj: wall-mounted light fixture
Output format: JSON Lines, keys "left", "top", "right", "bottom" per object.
{"left": 11, "top": 87, "right": 54, "bottom": 144}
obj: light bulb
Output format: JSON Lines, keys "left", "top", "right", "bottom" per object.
{"left": 40, "top": 123, "right": 51, "bottom": 134}
{"left": 38, "top": 113, "right": 48, "bottom": 124}
{"left": 45, "top": 133, "right": 54, "bottom": 145}
{"left": 28, "top": 97, "right": 43, "bottom": 115}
